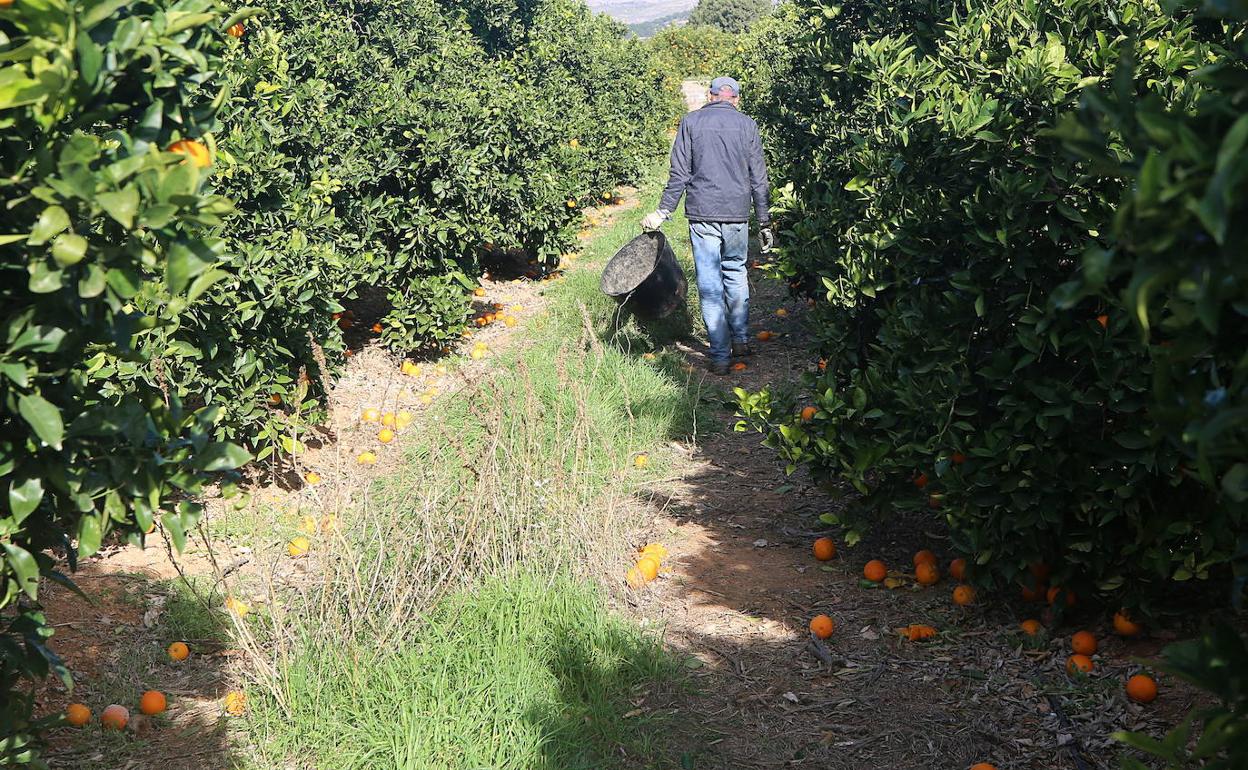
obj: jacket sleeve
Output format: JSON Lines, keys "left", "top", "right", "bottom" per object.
{"left": 747, "top": 126, "right": 771, "bottom": 225}
{"left": 658, "top": 118, "right": 692, "bottom": 215}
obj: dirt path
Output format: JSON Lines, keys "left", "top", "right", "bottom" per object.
{"left": 682, "top": 79, "right": 708, "bottom": 112}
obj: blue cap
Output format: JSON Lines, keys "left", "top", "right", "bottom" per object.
{"left": 710, "top": 76, "right": 741, "bottom": 96}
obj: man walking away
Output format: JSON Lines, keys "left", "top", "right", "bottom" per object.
{"left": 641, "top": 76, "right": 773, "bottom": 376}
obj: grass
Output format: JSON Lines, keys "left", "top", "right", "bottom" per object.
{"left": 228, "top": 168, "right": 706, "bottom": 768}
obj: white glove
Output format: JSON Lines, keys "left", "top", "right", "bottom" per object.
{"left": 760, "top": 227, "right": 776, "bottom": 254}
{"left": 641, "top": 210, "right": 669, "bottom": 231}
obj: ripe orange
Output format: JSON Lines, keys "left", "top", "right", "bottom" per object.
{"left": 637, "top": 557, "right": 660, "bottom": 581}
{"left": 800, "top": 406, "right": 817, "bottom": 422}
{"left": 362, "top": 408, "right": 381, "bottom": 423}
{"left": 304, "top": 471, "right": 321, "bottom": 486}
{"left": 1020, "top": 619, "right": 1042, "bottom": 636}
{"left": 139, "top": 690, "right": 167, "bottom": 716}
{"left": 951, "top": 452, "right": 967, "bottom": 465}
{"left": 913, "top": 549, "right": 937, "bottom": 567}
{"left": 952, "top": 585, "right": 976, "bottom": 606}
{"left": 378, "top": 428, "right": 395, "bottom": 444}
{"left": 970, "top": 765, "right": 998, "bottom": 770}
{"left": 223, "top": 691, "right": 246, "bottom": 716}
{"left": 817, "top": 358, "right": 828, "bottom": 371}
{"left": 167, "top": 641, "right": 190, "bottom": 661}
{"left": 1113, "top": 610, "right": 1142, "bottom": 637}
{"left": 567, "top": 199, "right": 577, "bottom": 208}
{"left": 473, "top": 287, "right": 486, "bottom": 297}
{"left": 1097, "top": 314, "right": 1109, "bottom": 329}
{"left": 504, "top": 315, "right": 517, "bottom": 327}
{"left": 1047, "top": 586, "right": 1076, "bottom": 607}
{"left": 1126, "top": 674, "right": 1158, "bottom": 703}
{"left": 1067, "top": 654, "right": 1094, "bottom": 674}
{"left": 775, "top": 308, "right": 788, "bottom": 317}
{"left": 65, "top": 703, "right": 91, "bottom": 727}
{"left": 809, "top": 614, "right": 835, "bottom": 639}
{"left": 913, "top": 472, "right": 929, "bottom": 489}
{"left": 381, "top": 412, "right": 396, "bottom": 427}
{"left": 625, "top": 567, "right": 647, "bottom": 588}
{"left": 948, "top": 558, "right": 966, "bottom": 581}
{"left": 640, "top": 543, "right": 668, "bottom": 559}
{"left": 372, "top": 322, "right": 383, "bottom": 333}
{"left": 915, "top": 562, "right": 940, "bottom": 586}
{"left": 812, "top": 537, "right": 836, "bottom": 561}
{"left": 287, "top": 536, "right": 310, "bottom": 558}
{"left": 227, "top": 22, "right": 244, "bottom": 37}
{"left": 902, "top": 624, "right": 937, "bottom": 641}
{"left": 756, "top": 331, "right": 773, "bottom": 341}
{"left": 1071, "top": 630, "right": 1098, "bottom": 655}
{"left": 863, "top": 559, "right": 887, "bottom": 582}
{"left": 268, "top": 393, "right": 282, "bottom": 406}
{"left": 401, "top": 361, "right": 420, "bottom": 376}
{"left": 731, "top": 362, "right": 747, "bottom": 371}
{"left": 101, "top": 704, "right": 129, "bottom": 730}
{"left": 167, "top": 138, "right": 212, "bottom": 168}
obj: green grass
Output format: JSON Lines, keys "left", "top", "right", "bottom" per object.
{"left": 247, "top": 577, "right": 679, "bottom": 770}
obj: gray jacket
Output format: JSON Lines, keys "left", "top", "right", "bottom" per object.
{"left": 659, "top": 100, "right": 770, "bottom": 225}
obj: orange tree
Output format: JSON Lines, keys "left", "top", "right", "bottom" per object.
{"left": 734, "top": 0, "right": 1246, "bottom": 609}
{"left": 0, "top": 0, "right": 246, "bottom": 762}
{"left": 126, "top": 0, "right": 679, "bottom": 456}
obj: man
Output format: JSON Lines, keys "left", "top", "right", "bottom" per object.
{"left": 641, "top": 76, "right": 772, "bottom": 376}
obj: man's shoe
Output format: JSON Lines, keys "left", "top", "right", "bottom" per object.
{"left": 732, "top": 341, "right": 753, "bottom": 359}
{"left": 709, "top": 360, "right": 730, "bottom": 376}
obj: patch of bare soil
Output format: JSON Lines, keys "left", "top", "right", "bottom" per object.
{"left": 619, "top": 259, "right": 1213, "bottom": 769}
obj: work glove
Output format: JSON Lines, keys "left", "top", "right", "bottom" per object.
{"left": 641, "top": 210, "right": 669, "bottom": 232}
{"left": 759, "top": 226, "right": 776, "bottom": 254}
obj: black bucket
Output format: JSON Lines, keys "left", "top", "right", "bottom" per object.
{"left": 599, "top": 231, "right": 687, "bottom": 318}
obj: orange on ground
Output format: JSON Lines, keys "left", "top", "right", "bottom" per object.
{"left": 372, "top": 323, "right": 383, "bottom": 333}
{"left": 625, "top": 567, "right": 647, "bottom": 588}
{"left": 362, "top": 408, "right": 380, "bottom": 423}
{"left": 381, "top": 412, "right": 396, "bottom": 427}
{"left": 401, "top": 361, "right": 420, "bottom": 376}
{"left": 287, "top": 536, "right": 310, "bottom": 558}
{"left": 915, "top": 562, "right": 940, "bottom": 586}
{"left": 1047, "top": 586, "right": 1076, "bottom": 607}
{"left": 1067, "top": 654, "right": 1094, "bottom": 674}
{"left": 167, "top": 138, "right": 212, "bottom": 168}
{"left": 473, "top": 287, "right": 486, "bottom": 297}
{"left": 809, "top": 614, "right": 835, "bottom": 639}
{"left": 1114, "top": 610, "right": 1142, "bottom": 637}
{"left": 640, "top": 543, "right": 668, "bottom": 559}
{"left": 863, "top": 559, "right": 887, "bottom": 582}
{"left": 756, "top": 331, "right": 773, "bottom": 341}
{"left": 101, "top": 704, "right": 129, "bottom": 730}
{"left": 800, "top": 406, "right": 817, "bottom": 422}
{"left": 65, "top": 703, "right": 91, "bottom": 727}
{"left": 567, "top": 199, "right": 577, "bottom": 208}
{"left": 167, "top": 641, "right": 190, "bottom": 661}
{"left": 378, "top": 428, "right": 395, "bottom": 444}
{"left": 952, "top": 584, "right": 976, "bottom": 606}
{"left": 775, "top": 308, "right": 788, "bottom": 317}
{"left": 1071, "top": 630, "right": 1098, "bottom": 655}
{"left": 902, "top": 624, "right": 937, "bottom": 641}
{"left": 812, "top": 537, "right": 836, "bottom": 561}
{"left": 224, "top": 691, "right": 246, "bottom": 716}
{"left": 1020, "top": 619, "right": 1042, "bottom": 636}
{"left": 504, "top": 315, "right": 517, "bottom": 327}
{"left": 970, "top": 765, "right": 998, "bottom": 770}
{"left": 304, "top": 471, "right": 321, "bottom": 486}
{"left": 913, "top": 549, "right": 937, "bottom": 567}
{"left": 948, "top": 558, "right": 966, "bottom": 581}
{"left": 139, "top": 690, "right": 167, "bottom": 716}
{"left": 637, "top": 557, "right": 660, "bottom": 581}
{"left": 1126, "top": 674, "right": 1158, "bottom": 704}
{"left": 731, "top": 362, "right": 747, "bottom": 371}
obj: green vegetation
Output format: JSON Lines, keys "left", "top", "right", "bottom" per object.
{"left": 648, "top": 23, "right": 737, "bottom": 78}
{"left": 688, "top": 0, "right": 771, "bottom": 33}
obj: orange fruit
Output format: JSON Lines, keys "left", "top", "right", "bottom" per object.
{"left": 640, "top": 543, "right": 668, "bottom": 560}
{"left": 812, "top": 537, "right": 836, "bottom": 561}
{"left": 65, "top": 703, "right": 91, "bottom": 727}
{"left": 948, "top": 558, "right": 966, "bottom": 581}
{"left": 756, "top": 331, "right": 773, "bottom": 341}
{"left": 1071, "top": 630, "right": 1098, "bottom": 655}
{"left": 1097, "top": 314, "right": 1109, "bottom": 329}
{"left": 371, "top": 322, "right": 383, "bottom": 333}
{"left": 1126, "top": 674, "right": 1158, "bottom": 703}
{"left": 473, "top": 287, "right": 486, "bottom": 297}
{"left": 625, "top": 567, "right": 647, "bottom": 588}
{"left": 731, "top": 362, "right": 747, "bottom": 371}
{"left": 913, "top": 472, "right": 929, "bottom": 489}
{"left": 381, "top": 412, "right": 396, "bottom": 427}
{"left": 809, "top": 614, "right": 835, "bottom": 639}
{"left": 504, "top": 315, "right": 517, "bottom": 327}
{"left": 401, "top": 361, "right": 420, "bottom": 376}
{"left": 902, "top": 624, "right": 937, "bottom": 641}
{"left": 223, "top": 691, "right": 246, "bottom": 716}
{"left": 101, "top": 704, "right": 129, "bottom": 730}
{"left": 567, "top": 199, "right": 577, "bottom": 208}
{"left": 139, "top": 690, "right": 167, "bottom": 716}
{"left": 913, "top": 549, "right": 937, "bottom": 567}
{"left": 378, "top": 428, "right": 395, "bottom": 444}
{"left": 1047, "top": 586, "right": 1076, "bottom": 607}
{"left": 863, "top": 560, "right": 887, "bottom": 582}
{"left": 970, "top": 765, "right": 998, "bottom": 770}
{"left": 817, "top": 358, "right": 828, "bottom": 371}
{"left": 634, "top": 453, "right": 650, "bottom": 469}
{"left": 167, "top": 138, "right": 212, "bottom": 168}
{"left": 287, "top": 536, "right": 310, "bottom": 558}
{"left": 800, "top": 406, "right": 817, "bottom": 422}
{"left": 304, "top": 471, "right": 321, "bottom": 486}
{"left": 1067, "top": 654, "right": 1094, "bottom": 674}
{"left": 915, "top": 562, "right": 940, "bottom": 586}
{"left": 337, "top": 315, "right": 353, "bottom": 330}
{"left": 361, "top": 408, "right": 381, "bottom": 423}
{"left": 227, "top": 22, "right": 244, "bottom": 37}
{"left": 167, "top": 641, "right": 190, "bottom": 661}
{"left": 951, "top": 452, "right": 967, "bottom": 465}
{"left": 1113, "top": 610, "right": 1142, "bottom": 637}
{"left": 269, "top": 393, "right": 282, "bottom": 406}
{"left": 952, "top": 584, "right": 976, "bottom": 606}
{"left": 637, "top": 557, "right": 660, "bottom": 581}
{"left": 775, "top": 308, "right": 788, "bottom": 317}
{"left": 1020, "top": 619, "right": 1042, "bottom": 636}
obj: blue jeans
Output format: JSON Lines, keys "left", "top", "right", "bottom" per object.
{"left": 689, "top": 222, "right": 749, "bottom": 364}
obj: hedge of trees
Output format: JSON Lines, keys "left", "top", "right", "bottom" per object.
{"left": 0, "top": 0, "right": 678, "bottom": 761}
{"left": 735, "top": 0, "right": 1246, "bottom": 608}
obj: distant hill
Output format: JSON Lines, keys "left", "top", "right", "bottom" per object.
{"left": 586, "top": 0, "right": 697, "bottom": 26}
{"left": 628, "top": 11, "right": 689, "bottom": 37}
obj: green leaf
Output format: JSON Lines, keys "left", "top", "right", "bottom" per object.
{"left": 192, "top": 442, "right": 251, "bottom": 472}
{"left": 29, "top": 206, "right": 69, "bottom": 245}
{"left": 96, "top": 187, "right": 140, "bottom": 229}
{"left": 8, "top": 475, "right": 43, "bottom": 524}
{"left": 18, "top": 394, "right": 64, "bottom": 450}
{"left": 2, "top": 543, "right": 41, "bottom": 600}
{"left": 77, "top": 513, "right": 103, "bottom": 557}
{"left": 51, "top": 233, "right": 87, "bottom": 267}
